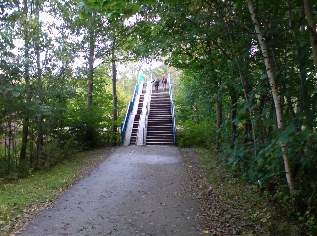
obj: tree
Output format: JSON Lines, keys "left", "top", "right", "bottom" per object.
{"left": 137, "top": 0, "right": 316, "bottom": 231}
{"left": 35, "top": 0, "right": 44, "bottom": 157}
{"left": 20, "top": 0, "right": 31, "bottom": 164}
{"left": 87, "top": 14, "right": 95, "bottom": 109}
{"left": 303, "top": 0, "right": 317, "bottom": 71}
{"left": 247, "top": 0, "right": 295, "bottom": 196}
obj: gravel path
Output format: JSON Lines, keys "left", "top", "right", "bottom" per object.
{"left": 20, "top": 145, "right": 203, "bottom": 235}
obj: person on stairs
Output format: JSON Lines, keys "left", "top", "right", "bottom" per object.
{"left": 153, "top": 77, "right": 160, "bottom": 92}
{"left": 162, "top": 74, "right": 167, "bottom": 90}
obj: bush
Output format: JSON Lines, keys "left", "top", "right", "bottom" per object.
{"left": 177, "top": 119, "right": 213, "bottom": 148}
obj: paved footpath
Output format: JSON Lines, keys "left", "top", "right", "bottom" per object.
{"left": 20, "top": 145, "right": 203, "bottom": 235}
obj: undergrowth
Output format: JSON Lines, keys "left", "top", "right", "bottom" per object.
{"left": 193, "top": 148, "right": 303, "bottom": 235}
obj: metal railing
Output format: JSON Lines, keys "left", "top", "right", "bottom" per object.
{"left": 120, "top": 83, "right": 139, "bottom": 143}
{"left": 167, "top": 77, "right": 177, "bottom": 144}
{"left": 136, "top": 82, "right": 151, "bottom": 145}
{"left": 121, "top": 76, "right": 176, "bottom": 145}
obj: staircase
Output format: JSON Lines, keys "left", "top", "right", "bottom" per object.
{"left": 146, "top": 88, "right": 174, "bottom": 145}
{"left": 130, "top": 85, "right": 146, "bottom": 144}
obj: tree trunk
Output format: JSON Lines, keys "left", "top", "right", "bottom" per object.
{"left": 236, "top": 61, "right": 257, "bottom": 157}
{"left": 303, "top": 0, "right": 317, "bottom": 71}
{"left": 216, "top": 99, "right": 222, "bottom": 151}
{"left": 87, "top": 17, "right": 95, "bottom": 109}
{"left": 20, "top": 0, "right": 30, "bottom": 164}
{"left": 225, "top": 21, "right": 258, "bottom": 157}
{"left": 231, "top": 94, "right": 238, "bottom": 148}
{"left": 112, "top": 45, "right": 118, "bottom": 135}
{"left": 288, "top": 1, "right": 314, "bottom": 132}
{"left": 296, "top": 37, "right": 314, "bottom": 130}
{"left": 7, "top": 120, "right": 12, "bottom": 161}
{"left": 35, "top": 0, "right": 43, "bottom": 157}
{"left": 247, "top": 0, "right": 295, "bottom": 195}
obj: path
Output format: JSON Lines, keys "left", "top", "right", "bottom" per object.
{"left": 19, "top": 145, "right": 203, "bottom": 235}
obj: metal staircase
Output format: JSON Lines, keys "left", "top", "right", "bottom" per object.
{"left": 130, "top": 84, "right": 146, "bottom": 144}
{"left": 146, "top": 88, "right": 174, "bottom": 145}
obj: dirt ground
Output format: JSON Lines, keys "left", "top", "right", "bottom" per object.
{"left": 18, "top": 145, "right": 204, "bottom": 235}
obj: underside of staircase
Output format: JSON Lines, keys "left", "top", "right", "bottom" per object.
{"left": 146, "top": 88, "right": 174, "bottom": 145}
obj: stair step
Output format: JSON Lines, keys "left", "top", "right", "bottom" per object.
{"left": 146, "top": 139, "right": 174, "bottom": 144}
{"left": 147, "top": 132, "right": 174, "bottom": 135}
{"left": 148, "top": 116, "right": 172, "bottom": 119}
{"left": 150, "top": 109, "right": 171, "bottom": 111}
{"left": 148, "top": 117, "right": 172, "bottom": 120}
{"left": 147, "top": 125, "right": 173, "bottom": 128}
{"left": 149, "top": 111, "right": 171, "bottom": 114}
{"left": 148, "top": 123, "right": 173, "bottom": 126}
{"left": 148, "top": 118, "right": 172, "bottom": 120}
{"left": 147, "top": 128, "right": 173, "bottom": 132}
{"left": 146, "top": 136, "right": 174, "bottom": 139}
{"left": 127, "top": 88, "right": 176, "bottom": 146}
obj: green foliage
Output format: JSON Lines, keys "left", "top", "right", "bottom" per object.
{"left": 158, "top": 0, "right": 317, "bottom": 233}
{"left": 177, "top": 120, "right": 213, "bottom": 148}
{"left": 0, "top": 0, "right": 130, "bottom": 179}
{"left": 192, "top": 148, "right": 302, "bottom": 235}
{"left": 59, "top": 66, "right": 123, "bottom": 149}
{"left": 1, "top": 0, "right": 317, "bottom": 233}
{"left": 62, "top": 107, "right": 107, "bottom": 149}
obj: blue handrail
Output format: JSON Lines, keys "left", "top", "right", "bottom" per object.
{"left": 167, "top": 77, "right": 177, "bottom": 144}
{"left": 120, "top": 83, "right": 139, "bottom": 143}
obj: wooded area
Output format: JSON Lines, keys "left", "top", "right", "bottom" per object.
{"left": 160, "top": 1, "right": 317, "bottom": 233}
{"left": 1, "top": 0, "right": 316, "bottom": 233}
{"left": 0, "top": 0, "right": 141, "bottom": 175}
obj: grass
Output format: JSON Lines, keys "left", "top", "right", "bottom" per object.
{"left": 187, "top": 148, "right": 303, "bottom": 236}
{"left": 0, "top": 148, "right": 110, "bottom": 235}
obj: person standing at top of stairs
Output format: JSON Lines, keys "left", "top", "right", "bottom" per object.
{"left": 162, "top": 74, "right": 167, "bottom": 90}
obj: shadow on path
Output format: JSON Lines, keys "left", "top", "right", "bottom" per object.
{"left": 20, "top": 145, "right": 203, "bottom": 235}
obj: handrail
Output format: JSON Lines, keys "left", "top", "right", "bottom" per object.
{"left": 143, "top": 98, "right": 149, "bottom": 144}
{"left": 120, "top": 83, "right": 139, "bottom": 143}
{"left": 167, "top": 78, "right": 177, "bottom": 144}
{"left": 136, "top": 82, "right": 151, "bottom": 145}
{"left": 145, "top": 82, "right": 151, "bottom": 144}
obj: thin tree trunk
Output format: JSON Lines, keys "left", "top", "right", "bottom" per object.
{"left": 236, "top": 61, "right": 257, "bottom": 157}
{"left": 303, "top": 0, "right": 317, "bottom": 71}
{"left": 300, "top": 65, "right": 312, "bottom": 126}
{"left": 35, "top": 0, "right": 43, "bottom": 157}
{"left": 20, "top": 0, "right": 30, "bottom": 164}
{"left": 216, "top": 99, "right": 223, "bottom": 151}
{"left": 225, "top": 21, "right": 257, "bottom": 157}
{"left": 288, "top": 1, "right": 314, "bottom": 131}
{"left": 112, "top": 45, "right": 118, "bottom": 135}
{"left": 247, "top": 0, "right": 295, "bottom": 195}
{"left": 231, "top": 93, "right": 238, "bottom": 148}
{"left": 8, "top": 120, "right": 12, "bottom": 161}
{"left": 87, "top": 17, "right": 95, "bottom": 109}
{"left": 221, "top": 4, "right": 257, "bottom": 156}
